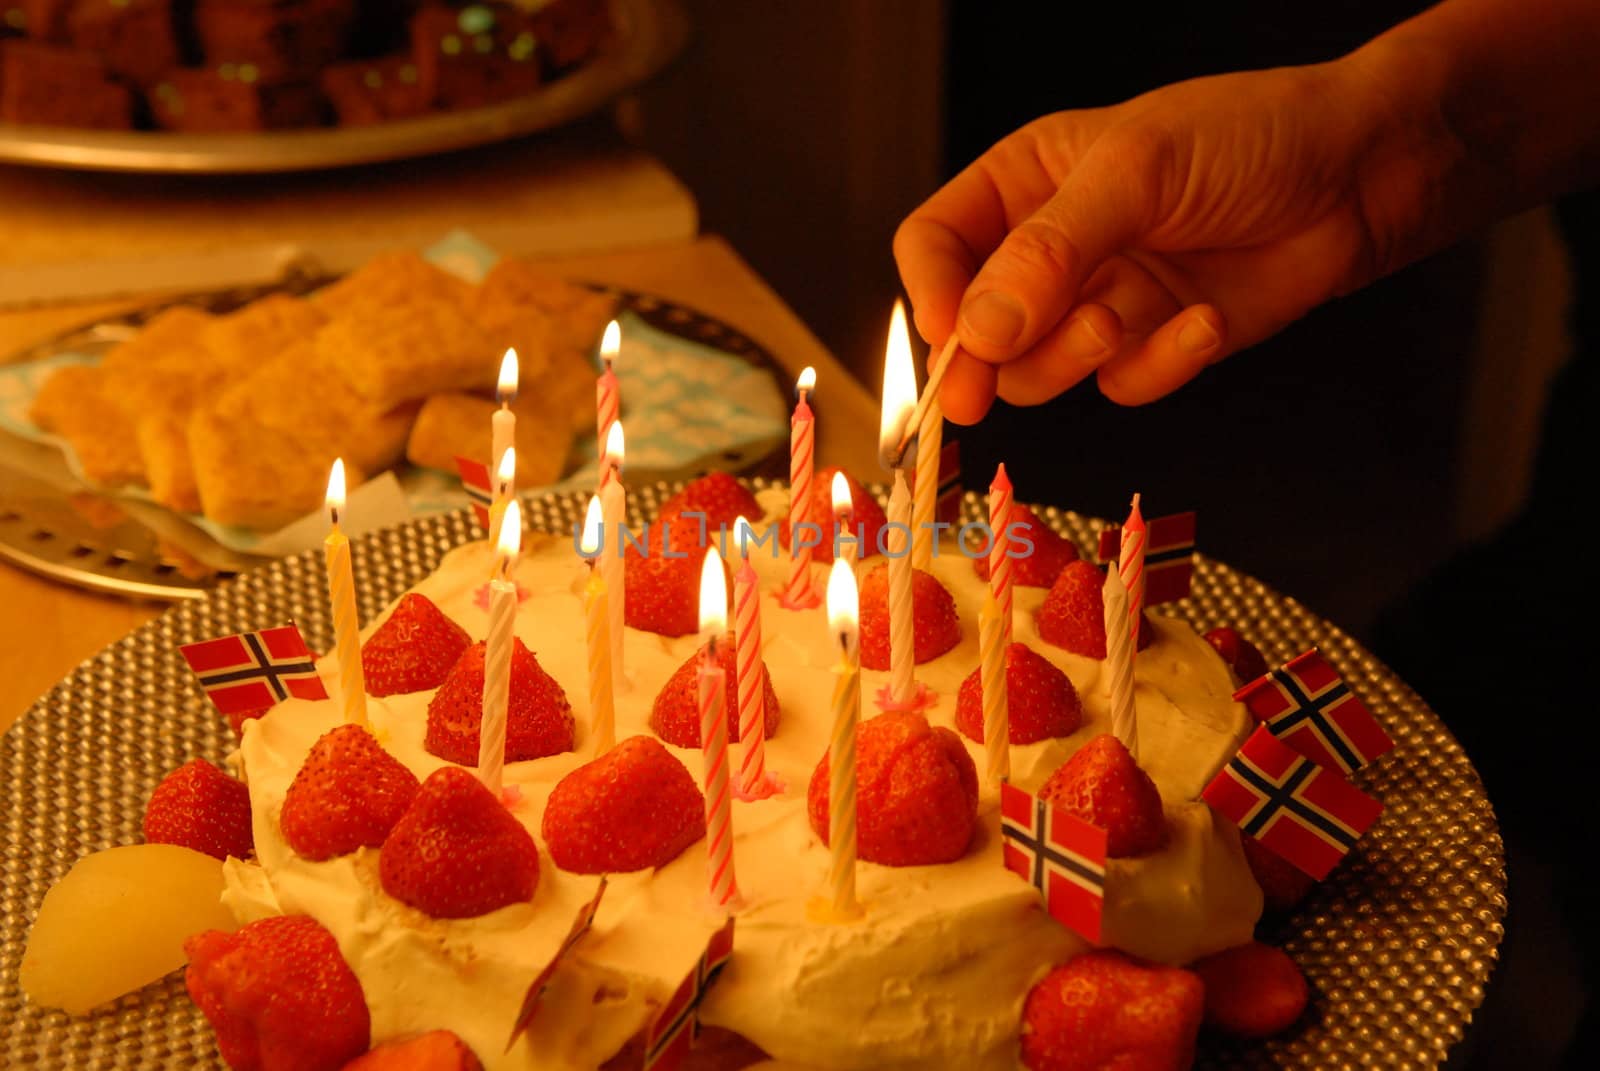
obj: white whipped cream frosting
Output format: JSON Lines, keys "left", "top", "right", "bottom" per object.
{"left": 225, "top": 491, "right": 1260, "bottom": 1070}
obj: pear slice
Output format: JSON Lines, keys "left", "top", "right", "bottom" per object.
{"left": 20, "top": 843, "right": 239, "bottom": 1016}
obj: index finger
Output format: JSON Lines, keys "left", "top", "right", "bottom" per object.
{"left": 892, "top": 157, "right": 1017, "bottom": 345}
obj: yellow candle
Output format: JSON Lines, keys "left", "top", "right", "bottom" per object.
{"left": 323, "top": 459, "right": 367, "bottom": 729}
{"left": 580, "top": 497, "right": 615, "bottom": 755}
{"left": 599, "top": 422, "right": 627, "bottom": 693}
{"left": 825, "top": 557, "right": 862, "bottom": 920}
{"left": 878, "top": 300, "right": 919, "bottom": 706}
{"left": 481, "top": 499, "right": 523, "bottom": 797}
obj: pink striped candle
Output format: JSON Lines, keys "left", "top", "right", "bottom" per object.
{"left": 782, "top": 367, "right": 820, "bottom": 609}
{"left": 987, "top": 464, "right": 1014, "bottom": 641}
{"left": 596, "top": 320, "right": 620, "bottom": 462}
{"left": 1118, "top": 493, "right": 1147, "bottom": 656}
{"left": 697, "top": 549, "right": 739, "bottom": 907}
{"left": 732, "top": 517, "right": 772, "bottom": 798}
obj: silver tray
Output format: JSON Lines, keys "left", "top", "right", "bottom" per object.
{"left": 0, "top": 0, "right": 686, "bottom": 174}
{"left": 0, "top": 485, "right": 1507, "bottom": 1069}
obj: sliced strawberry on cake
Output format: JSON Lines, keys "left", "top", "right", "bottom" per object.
{"left": 542, "top": 735, "right": 706, "bottom": 873}
{"left": 143, "top": 759, "right": 253, "bottom": 862}
{"left": 342, "top": 1030, "right": 483, "bottom": 1070}
{"left": 1039, "top": 734, "right": 1168, "bottom": 857}
{"left": 279, "top": 724, "right": 421, "bottom": 861}
{"left": 955, "top": 641, "right": 1084, "bottom": 745}
{"left": 424, "top": 639, "right": 574, "bottom": 765}
{"left": 1037, "top": 560, "right": 1154, "bottom": 659}
{"left": 778, "top": 466, "right": 888, "bottom": 563}
{"left": 1203, "top": 626, "right": 1269, "bottom": 685}
{"left": 974, "top": 503, "right": 1080, "bottom": 588}
{"left": 1191, "top": 941, "right": 1309, "bottom": 1038}
{"left": 380, "top": 766, "right": 539, "bottom": 918}
{"left": 1020, "top": 949, "right": 1204, "bottom": 1071}
{"left": 649, "top": 632, "right": 780, "bottom": 749}
{"left": 858, "top": 563, "right": 962, "bottom": 670}
{"left": 624, "top": 519, "right": 730, "bottom": 637}
{"left": 362, "top": 593, "right": 473, "bottom": 697}
{"left": 656, "top": 471, "right": 762, "bottom": 532}
{"left": 185, "top": 915, "right": 370, "bottom": 1071}
{"left": 808, "top": 711, "right": 978, "bottom": 866}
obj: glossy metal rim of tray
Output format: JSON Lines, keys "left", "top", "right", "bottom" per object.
{"left": 0, "top": 0, "right": 685, "bottom": 174}
{"left": 0, "top": 484, "right": 1507, "bottom": 1069}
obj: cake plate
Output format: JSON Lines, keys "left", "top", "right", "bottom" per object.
{"left": 0, "top": 483, "right": 1507, "bottom": 1069}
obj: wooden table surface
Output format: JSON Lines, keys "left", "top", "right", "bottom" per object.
{"left": 0, "top": 234, "right": 880, "bottom": 734}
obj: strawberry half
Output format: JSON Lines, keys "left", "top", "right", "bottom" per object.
{"left": 808, "top": 711, "right": 978, "bottom": 866}
{"left": 778, "top": 466, "right": 888, "bottom": 564}
{"left": 143, "top": 759, "right": 253, "bottom": 862}
{"left": 185, "top": 915, "right": 370, "bottom": 1071}
{"left": 342, "top": 1031, "right": 484, "bottom": 1071}
{"left": 1203, "top": 626, "right": 1269, "bottom": 685}
{"left": 657, "top": 471, "right": 762, "bottom": 533}
{"left": 973, "top": 503, "right": 1079, "bottom": 588}
{"left": 954, "top": 642, "right": 1083, "bottom": 745}
{"left": 363, "top": 593, "right": 473, "bottom": 697}
{"left": 1037, "top": 560, "right": 1154, "bottom": 659}
{"left": 424, "top": 639, "right": 574, "bottom": 766}
{"left": 279, "top": 724, "right": 421, "bottom": 861}
{"left": 1239, "top": 832, "right": 1317, "bottom": 913}
{"left": 624, "top": 520, "right": 730, "bottom": 638}
{"left": 542, "top": 735, "right": 706, "bottom": 873}
{"left": 379, "top": 766, "right": 539, "bottom": 918}
{"left": 858, "top": 563, "right": 962, "bottom": 670}
{"left": 1191, "top": 941, "right": 1309, "bottom": 1038}
{"left": 1039, "top": 734, "right": 1168, "bottom": 858}
{"left": 649, "top": 632, "right": 780, "bottom": 749}
{"left": 1020, "top": 950, "right": 1204, "bottom": 1071}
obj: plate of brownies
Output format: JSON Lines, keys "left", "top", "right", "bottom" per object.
{"left": 0, "top": 0, "right": 685, "bottom": 172}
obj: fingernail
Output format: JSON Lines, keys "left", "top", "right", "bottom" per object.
{"left": 961, "top": 291, "right": 1025, "bottom": 348}
{"left": 1065, "top": 314, "right": 1112, "bottom": 361}
{"left": 1177, "top": 317, "right": 1219, "bottom": 355}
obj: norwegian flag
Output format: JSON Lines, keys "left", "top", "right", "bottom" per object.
{"left": 1202, "top": 725, "right": 1382, "bottom": 880}
{"left": 935, "top": 439, "right": 962, "bottom": 525}
{"left": 179, "top": 624, "right": 327, "bottom": 715}
{"left": 455, "top": 455, "right": 493, "bottom": 529}
{"left": 999, "top": 781, "right": 1108, "bottom": 942}
{"left": 506, "top": 877, "right": 608, "bottom": 1050}
{"left": 1236, "top": 649, "right": 1394, "bottom": 775}
{"left": 643, "top": 916, "right": 736, "bottom": 1071}
{"left": 1097, "top": 511, "right": 1197, "bottom": 604}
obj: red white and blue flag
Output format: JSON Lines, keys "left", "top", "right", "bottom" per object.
{"left": 999, "top": 781, "right": 1107, "bottom": 942}
{"left": 1202, "top": 725, "right": 1382, "bottom": 880}
{"left": 1097, "top": 511, "right": 1197, "bottom": 604}
{"left": 643, "top": 916, "right": 736, "bottom": 1071}
{"left": 179, "top": 624, "right": 327, "bottom": 715}
{"left": 507, "top": 877, "right": 608, "bottom": 1050}
{"left": 455, "top": 455, "right": 493, "bottom": 529}
{"left": 935, "top": 439, "right": 962, "bottom": 525}
{"left": 1236, "top": 648, "right": 1394, "bottom": 775}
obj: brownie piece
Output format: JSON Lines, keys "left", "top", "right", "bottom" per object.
{"left": 147, "top": 65, "right": 323, "bottom": 130}
{"left": 194, "top": 0, "right": 355, "bottom": 84}
{"left": 0, "top": 38, "right": 131, "bottom": 126}
{"left": 529, "top": 0, "right": 607, "bottom": 72}
{"left": 320, "top": 51, "right": 427, "bottom": 124}
{"left": 409, "top": 3, "right": 538, "bottom": 109}
{"left": 66, "top": 0, "right": 178, "bottom": 84}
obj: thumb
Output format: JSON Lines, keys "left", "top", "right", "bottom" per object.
{"left": 956, "top": 141, "right": 1152, "bottom": 364}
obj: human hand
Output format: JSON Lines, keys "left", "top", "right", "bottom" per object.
{"left": 895, "top": 58, "right": 1444, "bottom": 422}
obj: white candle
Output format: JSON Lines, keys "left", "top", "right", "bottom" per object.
{"left": 492, "top": 347, "right": 518, "bottom": 481}
{"left": 488, "top": 446, "right": 516, "bottom": 556}
{"left": 911, "top": 391, "right": 942, "bottom": 569}
{"left": 481, "top": 499, "right": 522, "bottom": 797}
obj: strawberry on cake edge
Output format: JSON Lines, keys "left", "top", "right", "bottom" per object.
{"left": 221, "top": 488, "right": 1261, "bottom": 1070}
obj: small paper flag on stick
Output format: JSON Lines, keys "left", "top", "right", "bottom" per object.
{"left": 999, "top": 781, "right": 1107, "bottom": 942}
{"left": 455, "top": 455, "right": 494, "bottom": 529}
{"left": 643, "top": 916, "right": 736, "bottom": 1071}
{"left": 506, "top": 877, "right": 608, "bottom": 1051}
{"left": 1235, "top": 648, "right": 1394, "bottom": 775}
{"left": 179, "top": 624, "right": 327, "bottom": 715}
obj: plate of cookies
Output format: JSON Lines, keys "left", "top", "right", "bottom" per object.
{"left": 0, "top": 0, "right": 686, "bottom": 173}
{"left": 0, "top": 232, "right": 790, "bottom": 596}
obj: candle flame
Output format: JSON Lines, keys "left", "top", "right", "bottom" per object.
{"left": 604, "top": 421, "right": 626, "bottom": 468}
{"left": 601, "top": 320, "right": 621, "bottom": 367}
{"left": 496, "top": 446, "right": 517, "bottom": 490}
{"left": 325, "top": 457, "right": 346, "bottom": 520}
{"left": 580, "top": 496, "right": 604, "bottom": 559}
{"left": 878, "top": 299, "right": 917, "bottom": 468}
{"left": 497, "top": 348, "right": 519, "bottom": 403}
{"left": 797, "top": 365, "right": 816, "bottom": 394}
{"left": 826, "top": 557, "right": 859, "bottom": 643}
{"left": 732, "top": 514, "right": 755, "bottom": 558}
{"left": 698, "top": 548, "right": 727, "bottom": 636}
{"left": 831, "top": 470, "right": 852, "bottom": 516}
{"left": 497, "top": 497, "right": 523, "bottom": 562}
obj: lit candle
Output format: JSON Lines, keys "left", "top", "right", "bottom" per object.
{"left": 879, "top": 300, "right": 918, "bottom": 705}
{"left": 481, "top": 498, "right": 522, "bottom": 797}
{"left": 782, "top": 366, "right": 821, "bottom": 610}
{"left": 731, "top": 517, "right": 772, "bottom": 799}
{"left": 599, "top": 422, "right": 626, "bottom": 691}
{"left": 596, "top": 320, "right": 621, "bottom": 462}
{"left": 580, "top": 496, "right": 615, "bottom": 756}
{"left": 1103, "top": 560, "right": 1138, "bottom": 757}
{"left": 831, "top": 470, "right": 856, "bottom": 570}
{"left": 1118, "top": 493, "right": 1147, "bottom": 660}
{"left": 979, "top": 592, "right": 1009, "bottom": 785}
{"left": 323, "top": 459, "right": 367, "bottom": 728}
{"left": 492, "top": 347, "right": 518, "bottom": 480}
{"left": 911, "top": 386, "right": 942, "bottom": 570}
{"left": 825, "top": 557, "right": 862, "bottom": 919}
{"left": 488, "top": 446, "right": 517, "bottom": 556}
{"left": 697, "top": 549, "right": 739, "bottom": 907}
{"left": 988, "top": 464, "right": 1014, "bottom": 639}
